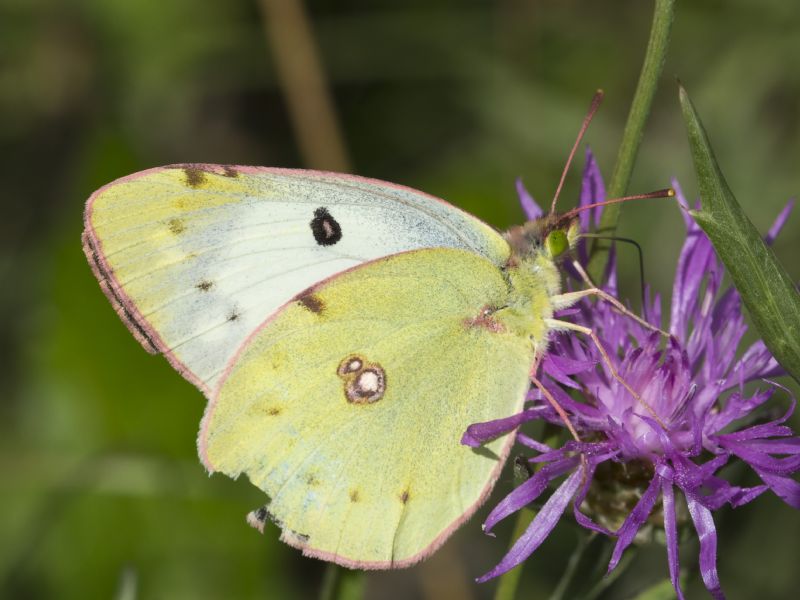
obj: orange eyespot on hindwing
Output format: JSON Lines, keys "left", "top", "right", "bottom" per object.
{"left": 337, "top": 354, "right": 386, "bottom": 404}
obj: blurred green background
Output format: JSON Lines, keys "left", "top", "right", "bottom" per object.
{"left": 1, "top": 1, "right": 798, "bottom": 598}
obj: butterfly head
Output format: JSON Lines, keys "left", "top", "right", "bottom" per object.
{"left": 504, "top": 215, "right": 580, "bottom": 263}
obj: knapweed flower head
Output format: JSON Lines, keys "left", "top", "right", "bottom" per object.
{"left": 463, "top": 149, "right": 799, "bottom": 599}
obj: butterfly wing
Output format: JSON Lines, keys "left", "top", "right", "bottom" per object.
{"left": 200, "top": 248, "right": 536, "bottom": 567}
{"left": 83, "top": 165, "right": 510, "bottom": 393}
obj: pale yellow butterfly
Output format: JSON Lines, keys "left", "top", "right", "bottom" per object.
{"left": 82, "top": 92, "right": 669, "bottom": 568}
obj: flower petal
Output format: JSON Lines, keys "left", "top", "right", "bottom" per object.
{"left": 515, "top": 433, "right": 553, "bottom": 453}
{"left": 672, "top": 178, "right": 694, "bottom": 229}
{"left": 686, "top": 493, "right": 725, "bottom": 600}
{"left": 483, "top": 458, "right": 578, "bottom": 534}
{"left": 765, "top": 199, "right": 795, "bottom": 245}
{"left": 607, "top": 472, "right": 662, "bottom": 571}
{"left": 753, "top": 470, "right": 800, "bottom": 508}
{"left": 572, "top": 451, "right": 622, "bottom": 535}
{"left": 517, "top": 178, "right": 543, "bottom": 221}
{"left": 461, "top": 410, "right": 539, "bottom": 447}
{"left": 477, "top": 468, "right": 583, "bottom": 582}
{"left": 576, "top": 148, "right": 606, "bottom": 265}
{"left": 661, "top": 476, "right": 686, "bottom": 600}
{"left": 669, "top": 220, "right": 717, "bottom": 341}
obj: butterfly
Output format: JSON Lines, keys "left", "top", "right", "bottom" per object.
{"left": 81, "top": 93, "right": 670, "bottom": 569}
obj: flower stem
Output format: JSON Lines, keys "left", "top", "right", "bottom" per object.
{"left": 581, "top": 544, "right": 636, "bottom": 600}
{"left": 547, "top": 532, "right": 595, "bottom": 600}
{"left": 492, "top": 507, "right": 536, "bottom": 600}
{"left": 588, "top": 0, "right": 675, "bottom": 281}
{"left": 319, "top": 564, "right": 365, "bottom": 600}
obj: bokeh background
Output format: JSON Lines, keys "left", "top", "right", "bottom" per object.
{"left": 1, "top": 1, "right": 798, "bottom": 598}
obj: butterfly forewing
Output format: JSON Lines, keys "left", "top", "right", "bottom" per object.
{"left": 83, "top": 165, "right": 510, "bottom": 393}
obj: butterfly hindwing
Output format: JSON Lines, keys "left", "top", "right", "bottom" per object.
{"left": 83, "top": 165, "right": 511, "bottom": 393}
{"left": 199, "top": 248, "right": 535, "bottom": 567}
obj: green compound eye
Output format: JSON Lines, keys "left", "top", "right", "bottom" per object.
{"left": 545, "top": 229, "right": 569, "bottom": 258}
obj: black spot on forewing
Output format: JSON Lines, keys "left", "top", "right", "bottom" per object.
{"left": 196, "top": 280, "right": 214, "bottom": 292}
{"left": 400, "top": 489, "right": 410, "bottom": 504}
{"left": 309, "top": 207, "right": 342, "bottom": 246}
{"left": 265, "top": 406, "right": 282, "bottom": 416}
{"left": 297, "top": 292, "right": 324, "bottom": 314}
{"left": 227, "top": 309, "right": 240, "bottom": 322}
{"left": 168, "top": 218, "right": 186, "bottom": 235}
{"left": 349, "top": 489, "right": 360, "bottom": 503}
{"left": 183, "top": 166, "right": 207, "bottom": 188}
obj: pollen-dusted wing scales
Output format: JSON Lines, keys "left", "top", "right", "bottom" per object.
{"left": 82, "top": 165, "right": 511, "bottom": 394}
{"left": 200, "top": 248, "right": 536, "bottom": 567}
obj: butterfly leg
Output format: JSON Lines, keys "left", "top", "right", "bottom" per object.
{"left": 544, "top": 318, "right": 667, "bottom": 428}
{"left": 529, "top": 354, "right": 588, "bottom": 474}
{"left": 552, "top": 264, "right": 669, "bottom": 338}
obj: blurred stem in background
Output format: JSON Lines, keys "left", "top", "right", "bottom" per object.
{"left": 588, "top": 0, "right": 675, "bottom": 282}
{"left": 320, "top": 563, "right": 366, "bottom": 600}
{"left": 257, "top": 0, "right": 351, "bottom": 172}
{"left": 492, "top": 507, "right": 536, "bottom": 600}
{"left": 260, "top": 0, "right": 360, "bottom": 596}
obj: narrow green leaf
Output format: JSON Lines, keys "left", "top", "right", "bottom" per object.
{"left": 679, "top": 84, "right": 800, "bottom": 382}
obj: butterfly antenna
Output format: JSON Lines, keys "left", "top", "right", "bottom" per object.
{"left": 560, "top": 188, "right": 675, "bottom": 223}
{"left": 549, "top": 89, "right": 605, "bottom": 216}
{"left": 580, "top": 234, "right": 647, "bottom": 308}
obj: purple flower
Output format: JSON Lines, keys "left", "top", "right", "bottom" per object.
{"left": 466, "top": 149, "right": 799, "bottom": 599}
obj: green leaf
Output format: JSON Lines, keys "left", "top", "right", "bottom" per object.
{"left": 679, "top": 84, "right": 800, "bottom": 383}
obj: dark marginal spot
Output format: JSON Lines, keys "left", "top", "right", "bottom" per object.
{"left": 349, "top": 489, "right": 360, "bottom": 503}
{"left": 227, "top": 310, "right": 240, "bottom": 322}
{"left": 309, "top": 207, "right": 342, "bottom": 246}
{"left": 222, "top": 165, "right": 239, "bottom": 178}
{"left": 305, "top": 474, "right": 319, "bottom": 486}
{"left": 266, "top": 407, "right": 282, "bottom": 416}
{"left": 196, "top": 280, "right": 214, "bottom": 292}
{"left": 168, "top": 218, "right": 186, "bottom": 235}
{"left": 287, "top": 530, "right": 310, "bottom": 544}
{"left": 400, "top": 490, "right": 410, "bottom": 504}
{"left": 183, "top": 166, "right": 207, "bottom": 188}
{"left": 246, "top": 506, "right": 270, "bottom": 533}
{"left": 297, "top": 292, "right": 324, "bottom": 314}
